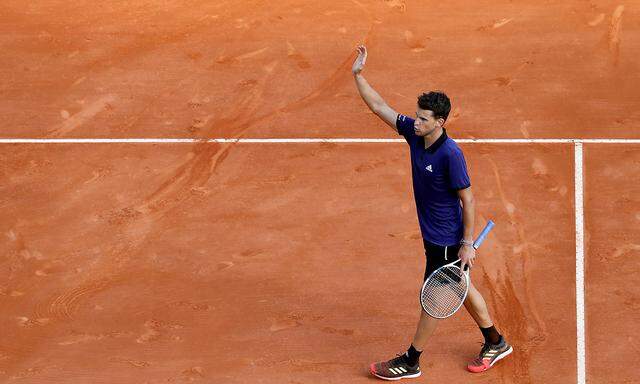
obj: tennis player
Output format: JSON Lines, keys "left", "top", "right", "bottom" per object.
{"left": 352, "top": 45, "right": 513, "bottom": 380}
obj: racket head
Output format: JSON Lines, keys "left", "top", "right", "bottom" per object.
{"left": 420, "top": 264, "right": 470, "bottom": 319}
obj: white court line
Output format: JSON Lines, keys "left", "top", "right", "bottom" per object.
{"left": 1, "top": 138, "right": 640, "bottom": 144}
{"left": 574, "top": 143, "right": 586, "bottom": 384}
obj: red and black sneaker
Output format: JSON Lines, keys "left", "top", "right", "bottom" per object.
{"left": 370, "top": 353, "right": 421, "bottom": 381}
{"left": 467, "top": 337, "right": 513, "bottom": 373}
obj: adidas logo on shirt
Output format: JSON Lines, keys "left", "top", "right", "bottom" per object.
{"left": 426, "top": 164, "right": 433, "bottom": 172}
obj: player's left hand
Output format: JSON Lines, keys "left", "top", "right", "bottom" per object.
{"left": 352, "top": 45, "right": 367, "bottom": 75}
{"left": 459, "top": 244, "right": 476, "bottom": 271}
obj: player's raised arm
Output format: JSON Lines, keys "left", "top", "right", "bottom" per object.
{"left": 352, "top": 45, "right": 399, "bottom": 132}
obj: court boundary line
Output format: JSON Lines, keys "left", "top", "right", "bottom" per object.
{"left": 1, "top": 138, "right": 640, "bottom": 144}
{"left": 574, "top": 143, "right": 586, "bottom": 384}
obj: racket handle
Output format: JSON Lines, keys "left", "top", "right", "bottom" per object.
{"left": 473, "top": 220, "right": 495, "bottom": 250}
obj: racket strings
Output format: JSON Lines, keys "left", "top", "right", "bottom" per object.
{"left": 421, "top": 266, "right": 468, "bottom": 318}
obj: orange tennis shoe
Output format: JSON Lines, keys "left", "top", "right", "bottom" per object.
{"left": 467, "top": 337, "right": 513, "bottom": 373}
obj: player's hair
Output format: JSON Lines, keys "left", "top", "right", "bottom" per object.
{"left": 418, "top": 91, "right": 451, "bottom": 122}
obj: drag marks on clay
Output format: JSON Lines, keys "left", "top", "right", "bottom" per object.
{"left": 136, "top": 321, "right": 161, "bottom": 343}
{"left": 238, "top": 248, "right": 265, "bottom": 258}
{"left": 382, "top": 0, "right": 406, "bottom": 12}
{"left": 18, "top": 46, "right": 361, "bottom": 344}
{"left": 82, "top": 166, "right": 113, "bottom": 185}
{"left": 0, "top": 288, "right": 24, "bottom": 297}
{"left": 136, "top": 319, "right": 184, "bottom": 344}
{"left": 477, "top": 18, "right": 514, "bottom": 31}
{"left": 81, "top": 9, "right": 224, "bottom": 74}
{"left": 520, "top": 120, "right": 531, "bottom": 138}
{"left": 320, "top": 326, "right": 355, "bottom": 336}
{"left": 187, "top": 115, "right": 215, "bottom": 134}
{"left": 7, "top": 229, "right": 45, "bottom": 266}
{"left": 195, "top": 248, "right": 269, "bottom": 275}
{"left": 485, "top": 157, "right": 549, "bottom": 381}
{"left": 482, "top": 268, "right": 535, "bottom": 383}
{"left": 489, "top": 60, "right": 533, "bottom": 89}
{"left": 8, "top": 366, "right": 49, "bottom": 380}
{"left": 601, "top": 244, "right": 640, "bottom": 263}
{"left": 72, "top": 76, "right": 87, "bottom": 86}
{"left": 287, "top": 142, "right": 337, "bottom": 160}
{"left": 354, "top": 159, "right": 387, "bottom": 173}
{"left": 47, "top": 94, "right": 118, "bottom": 137}
{"left": 0, "top": 344, "right": 29, "bottom": 368}
{"left": 268, "top": 312, "right": 355, "bottom": 336}
{"left": 532, "top": 157, "right": 548, "bottom": 175}
{"left": 278, "top": 52, "right": 355, "bottom": 114}
{"left": 263, "top": 60, "right": 279, "bottom": 74}
{"left": 136, "top": 141, "right": 234, "bottom": 215}
{"left": 387, "top": 230, "right": 421, "bottom": 240}
{"left": 492, "top": 77, "right": 513, "bottom": 87}
{"left": 588, "top": 13, "right": 606, "bottom": 27}
{"left": 34, "top": 260, "right": 66, "bottom": 277}
{"left": 15, "top": 316, "right": 51, "bottom": 327}
{"left": 286, "top": 41, "right": 312, "bottom": 69}
{"left": 403, "top": 30, "right": 427, "bottom": 53}
{"left": 134, "top": 71, "right": 278, "bottom": 215}
{"left": 275, "top": 358, "right": 358, "bottom": 373}
{"left": 258, "top": 7, "right": 380, "bottom": 116}
{"left": 186, "top": 51, "right": 203, "bottom": 61}
{"left": 214, "top": 47, "right": 269, "bottom": 64}
{"left": 607, "top": 5, "right": 625, "bottom": 65}
{"left": 5, "top": 229, "right": 63, "bottom": 289}
{"left": 181, "top": 366, "right": 205, "bottom": 380}
{"left": 488, "top": 157, "right": 547, "bottom": 332}
{"left": 103, "top": 207, "right": 143, "bottom": 225}
{"left": 35, "top": 278, "right": 115, "bottom": 321}
{"left": 109, "top": 356, "right": 150, "bottom": 368}
{"left": 269, "top": 314, "right": 303, "bottom": 332}
{"left": 166, "top": 299, "right": 214, "bottom": 312}
{"left": 57, "top": 331, "right": 133, "bottom": 346}
{"left": 216, "top": 261, "right": 234, "bottom": 271}
{"left": 531, "top": 157, "right": 568, "bottom": 197}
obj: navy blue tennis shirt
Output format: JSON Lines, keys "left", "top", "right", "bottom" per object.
{"left": 396, "top": 114, "right": 471, "bottom": 246}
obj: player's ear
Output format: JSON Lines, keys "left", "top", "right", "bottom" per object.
{"left": 436, "top": 117, "right": 445, "bottom": 127}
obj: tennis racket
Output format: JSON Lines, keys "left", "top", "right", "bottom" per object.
{"left": 420, "top": 220, "right": 495, "bottom": 319}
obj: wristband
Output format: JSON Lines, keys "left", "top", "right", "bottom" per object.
{"left": 460, "top": 239, "right": 473, "bottom": 246}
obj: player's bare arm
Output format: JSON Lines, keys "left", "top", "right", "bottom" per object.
{"left": 352, "top": 45, "right": 398, "bottom": 132}
{"left": 457, "top": 186, "right": 476, "bottom": 270}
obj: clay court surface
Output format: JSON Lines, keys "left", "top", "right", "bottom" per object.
{"left": 1, "top": 1, "right": 639, "bottom": 383}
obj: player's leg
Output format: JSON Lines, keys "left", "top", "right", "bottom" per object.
{"left": 463, "top": 281, "right": 493, "bottom": 327}
{"left": 410, "top": 240, "right": 448, "bottom": 350}
{"left": 369, "top": 240, "right": 446, "bottom": 381}
{"left": 464, "top": 280, "right": 513, "bottom": 372}
{"left": 411, "top": 308, "right": 439, "bottom": 349}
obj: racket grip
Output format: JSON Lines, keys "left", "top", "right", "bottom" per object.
{"left": 473, "top": 220, "right": 495, "bottom": 250}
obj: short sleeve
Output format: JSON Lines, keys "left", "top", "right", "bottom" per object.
{"left": 448, "top": 147, "right": 471, "bottom": 190}
{"left": 396, "top": 114, "right": 419, "bottom": 146}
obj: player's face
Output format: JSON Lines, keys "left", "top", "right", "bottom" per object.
{"left": 414, "top": 108, "right": 442, "bottom": 136}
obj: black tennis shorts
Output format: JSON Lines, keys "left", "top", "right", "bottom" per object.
{"left": 423, "top": 239, "right": 462, "bottom": 281}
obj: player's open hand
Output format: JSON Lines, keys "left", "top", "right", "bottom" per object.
{"left": 459, "top": 244, "right": 476, "bottom": 271}
{"left": 352, "top": 45, "right": 367, "bottom": 75}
